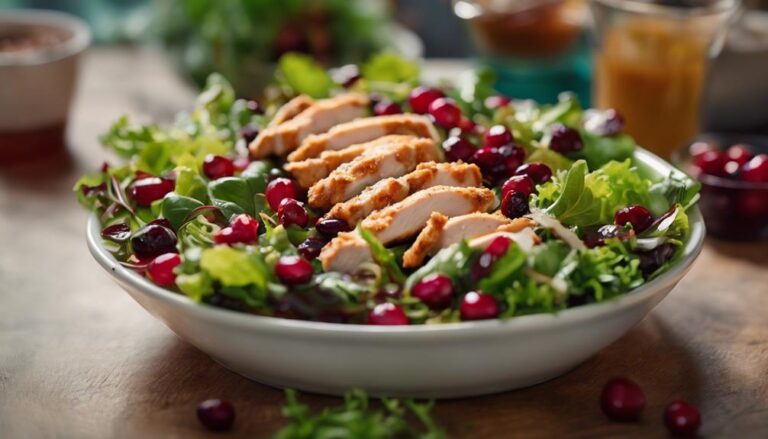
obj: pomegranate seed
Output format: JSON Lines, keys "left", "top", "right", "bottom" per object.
{"left": 246, "top": 99, "right": 263, "bottom": 114}
{"left": 484, "top": 125, "right": 514, "bottom": 148}
{"left": 368, "top": 303, "right": 409, "bottom": 325}
{"left": 498, "top": 144, "right": 526, "bottom": 176}
{"left": 412, "top": 274, "right": 454, "bottom": 310}
{"left": 615, "top": 205, "right": 653, "bottom": 233}
{"left": 129, "top": 177, "right": 174, "bottom": 207}
{"left": 265, "top": 178, "right": 299, "bottom": 211}
{"left": 460, "top": 292, "right": 499, "bottom": 321}
{"left": 147, "top": 253, "right": 181, "bottom": 287}
{"left": 203, "top": 155, "right": 235, "bottom": 180}
{"left": 443, "top": 136, "right": 475, "bottom": 162}
{"left": 689, "top": 141, "right": 716, "bottom": 158}
{"left": 275, "top": 256, "right": 313, "bottom": 285}
{"left": 502, "top": 175, "right": 535, "bottom": 198}
{"left": 428, "top": 97, "right": 462, "bottom": 129}
{"left": 501, "top": 191, "right": 530, "bottom": 219}
{"left": 197, "top": 399, "right": 235, "bottom": 432}
{"left": 131, "top": 223, "right": 177, "bottom": 258}
{"left": 583, "top": 108, "right": 624, "bottom": 136}
{"left": 515, "top": 163, "right": 552, "bottom": 184}
{"left": 298, "top": 236, "right": 326, "bottom": 260}
{"left": 485, "top": 236, "right": 512, "bottom": 257}
{"left": 693, "top": 150, "right": 729, "bottom": 177}
{"left": 600, "top": 377, "right": 646, "bottom": 422}
{"left": 471, "top": 147, "right": 507, "bottom": 180}
{"left": 664, "top": 400, "right": 701, "bottom": 436}
{"left": 240, "top": 125, "right": 259, "bottom": 144}
{"left": 740, "top": 154, "right": 768, "bottom": 183}
{"left": 332, "top": 64, "right": 361, "bottom": 88}
{"left": 549, "top": 124, "right": 583, "bottom": 154}
{"left": 409, "top": 86, "right": 444, "bottom": 114}
{"left": 278, "top": 198, "right": 308, "bottom": 228}
{"left": 315, "top": 217, "right": 350, "bottom": 237}
{"left": 726, "top": 144, "right": 752, "bottom": 166}
{"left": 485, "top": 95, "right": 511, "bottom": 109}
{"left": 373, "top": 101, "right": 401, "bottom": 116}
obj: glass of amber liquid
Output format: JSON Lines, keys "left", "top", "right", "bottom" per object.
{"left": 590, "top": 0, "right": 739, "bottom": 158}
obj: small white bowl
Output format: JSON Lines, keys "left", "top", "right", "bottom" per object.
{"left": 86, "top": 149, "right": 705, "bottom": 398}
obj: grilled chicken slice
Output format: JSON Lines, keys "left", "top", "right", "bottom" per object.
{"left": 402, "top": 213, "right": 535, "bottom": 268}
{"left": 267, "top": 95, "right": 314, "bottom": 127}
{"left": 249, "top": 93, "right": 369, "bottom": 158}
{"left": 287, "top": 114, "right": 438, "bottom": 162}
{"left": 324, "top": 162, "right": 482, "bottom": 226}
{"left": 468, "top": 227, "right": 540, "bottom": 253}
{"left": 307, "top": 137, "right": 439, "bottom": 210}
{"left": 284, "top": 135, "right": 418, "bottom": 189}
{"left": 320, "top": 186, "right": 497, "bottom": 272}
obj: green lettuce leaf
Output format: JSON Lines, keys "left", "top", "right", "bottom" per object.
{"left": 278, "top": 53, "right": 334, "bottom": 98}
{"left": 477, "top": 243, "right": 527, "bottom": 295}
{"left": 200, "top": 246, "right": 269, "bottom": 289}
{"left": 405, "top": 241, "right": 479, "bottom": 293}
{"left": 574, "top": 130, "right": 636, "bottom": 169}
{"left": 361, "top": 52, "right": 420, "bottom": 84}
{"left": 161, "top": 193, "right": 204, "bottom": 230}
{"left": 359, "top": 228, "right": 406, "bottom": 285}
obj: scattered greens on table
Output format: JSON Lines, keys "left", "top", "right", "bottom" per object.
{"left": 75, "top": 52, "right": 700, "bottom": 325}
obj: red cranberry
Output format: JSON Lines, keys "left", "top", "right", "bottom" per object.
{"left": 443, "top": 136, "right": 475, "bottom": 162}
{"left": 502, "top": 175, "right": 535, "bottom": 198}
{"left": 460, "top": 292, "right": 499, "bottom": 321}
{"left": 196, "top": 399, "right": 235, "bottom": 432}
{"left": 214, "top": 214, "right": 259, "bottom": 245}
{"left": 498, "top": 144, "right": 526, "bottom": 176}
{"left": 501, "top": 191, "right": 530, "bottom": 219}
{"left": 472, "top": 147, "right": 507, "bottom": 180}
{"left": 428, "top": 97, "right": 462, "bottom": 129}
{"left": 740, "top": 154, "right": 768, "bottom": 183}
{"left": 315, "top": 217, "right": 350, "bottom": 237}
{"left": 298, "top": 236, "right": 326, "bottom": 260}
{"left": 484, "top": 125, "right": 514, "bottom": 148}
{"left": 412, "top": 274, "right": 454, "bottom": 310}
{"left": 583, "top": 108, "right": 624, "bottom": 136}
{"left": 277, "top": 198, "right": 308, "bottom": 228}
{"left": 240, "top": 125, "right": 259, "bottom": 144}
{"left": 275, "top": 256, "right": 313, "bottom": 285}
{"left": 726, "top": 144, "right": 752, "bottom": 166}
{"left": 203, "top": 155, "right": 235, "bottom": 180}
{"left": 615, "top": 205, "right": 653, "bottom": 233}
{"left": 471, "top": 252, "right": 495, "bottom": 281}
{"left": 600, "top": 377, "right": 646, "bottom": 422}
{"left": 693, "top": 150, "right": 728, "bottom": 177}
{"left": 129, "top": 177, "right": 174, "bottom": 207}
{"left": 101, "top": 223, "right": 131, "bottom": 242}
{"left": 332, "top": 64, "right": 361, "bottom": 88}
{"left": 131, "top": 223, "right": 177, "bottom": 259}
{"left": 485, "top": 95, "right": 511, "bottom": 109}
{"left": 409, "top": 86, "right": 444, "bottom": 114}
{"left": 147, "top": 253, "right": 181, "bottom": 287}
{"left": 485, "top": 236, "right": 512, "bottom": 257}
{"left": 664, "top": 400, "right": 701, "bottom": 436}
{"left": 515, "top": 162, "right": 552, "bottom": 184}
{"left": 373, "top": 101, "right": 401, "bottom": 116}
{"left": 265, "top": 178, "right": 299, "bottom": 211}
{"left": 246, "top": 99, "right": 263, "bottom": 114}
{"left": 458, "top": 117, "right": 477, "bottom": 133}
{"left": 368, "top": 303, "right": 409, "bottom": 325}
{"left": 689, "top": 141, "right": 716, "bottom": 158}
{"left": 583, "top": 224, "right": 633, "bottom": 248}
{"left": 549, "top": 124, "right": 583, "bottom": 154}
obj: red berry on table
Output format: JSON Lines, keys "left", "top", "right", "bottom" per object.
{"left": 443, "top": 136, "right": 475, "bottom": 162}
{"left": 428, "top": 97, "right": 462, "bottom": 129}
{"left": 275, "top": 256, "right": 313, "bottom": 285}
{"left": 501, "top": 191, "right": 530, "bottom": 219}
{"left": 408, "top": 86, "right": 444, "bottom": 114}
{"left": 412, "top": 274, "right": 454, "bottom": 310}
{"left": 502, "top": 175, "right": 536, "bottom": 198}
{"left": 515, "top": 162, "right": 552, "bottom": 184}
{"left": 460, "top": 292, "right": 499, "bottom": 321}
{"left": 484, "top": 125, "right": 514, "bottom": 148}
{"left": 129, "top": 177, "right": 174, "bottom": 207}
{"left": 368, "top": 302, "right": 409, "bottom": 325}
{"left": 202, "top": 154, "right": 235, "bottom": 180}
{"left": 549, "top": 124, "right": 583, "bottom": 154}
{"left": 147, "top": 253, "right": 181, "bottom": 287}
{"left": 615, "top": 205, "right": 653, "bottom": 233}
{"left": 277, "top": 198, "right": 309, "bottom": 228}
{"left": 693, "top": 150, "right": 728, "bottom": 177}
{"left": 740, "top": 154, "right": 768, "bottom": 183}
{"left": 664, "top": 400, "right": 701, "bottom": 436}
{"left": 600, "top": 377, "right": 646, "bottom": 422}
{"left": 485, "top": 95, "right": 511, "bottom": 109}
{"left": 373, "top": 100, "right": 402, "bottom": 116}
{"left": 197, "top": 399, "right": 236, "bottom": 432}
{"left": 265, "top": 177, "right": 299, "bottom": 211}
{"left": 726, "top": 144, "right": 752, "bottom": 166}
{"left": 485, "top": 236, "right": 512, "bottom": 258}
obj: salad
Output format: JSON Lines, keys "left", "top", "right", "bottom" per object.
{"left": 76, "top": 53, "right": 700, "bottom": 325}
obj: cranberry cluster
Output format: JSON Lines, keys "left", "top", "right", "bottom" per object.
{"left": 691, "top": 142, "right": 768, "bottom": 183}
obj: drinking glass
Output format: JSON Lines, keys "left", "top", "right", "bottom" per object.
{"left": 590, "top": 0, "right": 740, "bottom": 158}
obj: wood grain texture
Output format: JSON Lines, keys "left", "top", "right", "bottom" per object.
{"left": 1, "top": 48, "right": 767, "bottom": 439}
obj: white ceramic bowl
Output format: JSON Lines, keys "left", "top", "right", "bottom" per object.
{"left": 87, "top": 149, "right": 705, "bottom": 398}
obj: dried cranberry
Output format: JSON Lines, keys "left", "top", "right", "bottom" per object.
{"left": 549, "top": 124, "right": 583, "bottom": 154}
{"left": 471, "top": 147, "right": 506, "bottom": 181}
{"left": 278, "top": 198, "right": 309, "bottom": 228}
{"left": 409, "top": 86, "right": 444, "bottom": 114}
{"left": 315, "top": 217, "right": 350, "bottom": 237}
{"left": 740, "top": 154, "right": 768, "bottom": 183}
{"left": 443, "top": 136, "right": 475, "bottom": 162}
{"left": 203, "top": 155, "right": 235, "bottom": 180}
{"left": 129, "top": 177, "right": 174, "bottom": 207}
{"left": 664, "top": 400, "right": 701, "bottom": 436}
{"left": 197, "top": 399, "right": 235, "bottom": 432}
{"left": 583, "top": 108, "right": 624, "bottom": 136}
{"left": 412, "top": 274, "right": 454, "bottom": 310}
{"left": 485, "top": 236, "right": 512, "bottom": 257}
{"left": 502, "top": 175, "right": 535, "bottom": 198}
{"left": 484, "top": 125, "right": 514, "bottom": 148}
{"left": 515, "top": 163, "right": 552, "bottom": 184}
{"left": 373, "top": 101, "right": 401, "bottom": 116}
{"left": 368, "top": 303, "right": 409, "bottom": 325}
{"left": 498, "top": 144, "right": 526, "bottom": 176}
{"left": 147, "top": 253, "right": 181, "bottom": 287}
{"left": 501, "top": 191, "right": 530, "bottom": 219}
{"left": 265, "top": 178, "right": 299, "bottom": 211}
{"left": 428, "top": 97, "right": 462, "bottom": 129}
{"left": 460, "top": 292, "right": 499, "bottom": 321}
{"left": 615, "top": 205, "right": 653, "bottom": 233}
{"left": 131, "top": 223, "right": 177, "bottom": 259}
{"left": 275, "top": 256, "right": 313, "bottom": 285}
{"left": 471, "top": 252, "right": 495, "bottom": 281}
{"left": 600, "top": 377, "right": 646, "bottom": 422}
{"left": 298, "top": 236, "right": 326, "bottom": 260}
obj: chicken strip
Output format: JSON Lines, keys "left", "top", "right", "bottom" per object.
{"left": 267, "top": 95, "right": 314, "bottom": 127}
{"left": 287, "top": 114, "right": 438, "bottom": 162}
{"left": 249, "top": 93, "right": 369, "bottom": 158}
{"left": 284, "top": 135, "right": 419, "bottom": 189}
{"left": 324, "top": 162, "right": 482, "bottom": 226}
{"left": 307, "top": 137, "right": 439, "bottom": 210}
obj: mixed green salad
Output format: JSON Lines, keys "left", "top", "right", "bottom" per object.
{"left": 76, "top": 53, "right": 700, "bottom": 325}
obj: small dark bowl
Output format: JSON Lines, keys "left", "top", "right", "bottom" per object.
{"left": 674, "top": 134, "right": 768, "bottom": 241}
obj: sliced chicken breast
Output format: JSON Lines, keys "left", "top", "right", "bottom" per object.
{"left": 307, "top": 137, "right": 439, "bottom": 210}
{"left": 287, "top": 114, "right": 438, "bottom": 162}
{"left": 324, "top": 161, "right": 482, "bottom": 226}
{"left": 249, "top": 93, "right": 369, "bottom": 158}
{"left": 267, "top": 95, "right": 314, "bottom": 127}
{"left": 318, "top": 231, "right": 373, "bottom": 274}
{"left": 284, "top": 135, "right": 419, "bottom": 189}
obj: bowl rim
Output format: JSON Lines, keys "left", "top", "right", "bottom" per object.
{"left": 86, "top": 148, "right": 706, "bottom": 338}
{"left": 0, "top": 9, "right": 91, "bottom": 66}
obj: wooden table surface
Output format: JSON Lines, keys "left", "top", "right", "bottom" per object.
{"left": 1, "top": 48, "right": 767, "bottom": 439}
